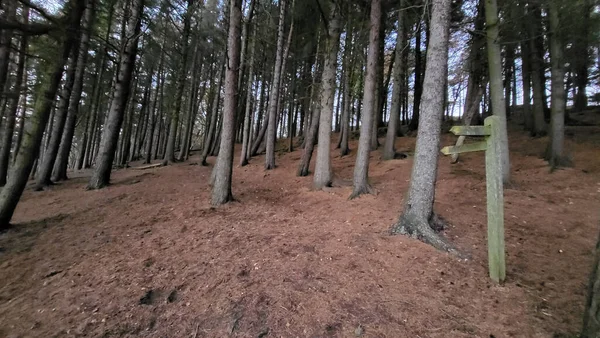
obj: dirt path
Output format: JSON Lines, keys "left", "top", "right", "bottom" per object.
{"left": 0, "top": 126, "right": 598, "bottom": 337}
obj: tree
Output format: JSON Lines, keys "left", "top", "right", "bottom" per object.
{"left": 582, "top": 230, "right": 600, "bottom": 337}
{"left": 349, "top": 0, "right": 381, "bottom": 199}
{"left": 265, "top": 0, "right": 287, "bottom": 170}
{"left": 313, "top": 1, "right": 342, "bottom": 190}
{"left": 212, "top": 0, "right": 242, "bottom": 205}
{"left": 390, "top": 0, "right": 453, "bottom": 252}
{"left": 545, "top": 0, "right": 570, "bottom": 169}
{"left": 88, "top": 0, "right": 145, "bottom": 189}
{"left": 382, "top": 1, "right": 405, "bottom": 161}
{"left": 0, "top": 0, "right": 85, "bottom": 228}
{"left": 484, "top": 0, "right": 510, "bottom": 184}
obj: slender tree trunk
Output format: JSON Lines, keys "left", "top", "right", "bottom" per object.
{"left": 349, "top": 0, "right": 381, "bottom": 199}
{"left": 0, "top": 0, "right": 15, "bottom": 98}
{"left": 88, "top": 0, "right": 144, "bottom": 189}
{"left": 521, "top": 2, "right": 533, "bottom": 132}
{"left": 0, "top": 6, "right": 27, "bottom": 187}
{"left": 573, "top": 0, "right": 592, "bottom": 112}
{"left": 409, "top": 21, "right": 423, "bottom": 131}
{"left": 545, "top": 0, "right": 569, "bottom": 169}
{"left": 264, "top": 0, "right": 287, "bottom": 170}
{"left": 0, "top": 0, "right": 84, "bottom": 228}
{"left": 529, "top": 2, "right": 547, "bottom": 135}
{"left": 390, "top": 0, "right": 454, "bottom": 253}
{"left": 313, "top": 2, "right": 341, "bottom": 189}
{"left": 240, "top": 21, "right": 257, "bottom": 166}
{"left": 201, "top": 61, "right": 224, "bottom": 165}
{"left": 339, "top": 28, "right": 352, "bottom": 157}
{"left": 163, "top": 0, "right": 194, "bottom": 165}
{"left": 383, "top": 3, "right": 405, "bottom": 160}
{"left": 53, "top": 0, "right": 95, "bottom": 182}
{"left": 212, "top": 0, "right": 241, "bottom": 205}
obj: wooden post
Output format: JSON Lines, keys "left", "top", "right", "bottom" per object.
{"left": 484, "top": 116, "right": 505, "bottom": 283}
{"left": 440, "top": 117, "right": 505, "bottom": 283}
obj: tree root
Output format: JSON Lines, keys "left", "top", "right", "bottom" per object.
{"left": 391, "top": 213, "right": 465, "bottom": 258}
{"left": 348, "top": 183, "right": 375, "bottom": 200}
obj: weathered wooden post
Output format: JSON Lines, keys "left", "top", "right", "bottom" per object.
{"left": 441, "top": 116, "right": 505, "bottom": 283}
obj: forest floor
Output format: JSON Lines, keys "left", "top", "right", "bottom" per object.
{"left": 1, "top": 114, "right": 600, "bottom": 338}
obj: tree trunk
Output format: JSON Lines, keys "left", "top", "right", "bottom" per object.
{"left": 349, "top": 0, "right": 381, "bottom": 199}
{"left": 573, "top": 0, "right": 592, "bottom": 112}
{"left": 53, "top": 0, "right": 95, "bottom": 182}
{"left": 163, "top": 0, "right": 193, "bottom": 165}
{"left": 520, "top": 0, "right": 533, "bottom": 132}
{"left": 529, "top": 2, "right": 547, "bottom": 136}
{"left": 240, "top": 25, "right": 256, "bottom": 166}
{"left": 484, "top": 0, "right": 510, "bottom": 184}
{"left": 339, "top": 31, "right": 352, "bottom": 157}
{"left": 88, "top": 0, "right": 144, "bottom": 189}
{"left": 201, "top": 61, "right": 224, "bottom": 166}
{"left": 212, "top": 0, "right": 241, "bottom": 205}
{"left": 0, "top": 0, "right": 15, "bottom": 98}
{"left": 408, "top": 21, "right": 423, "bottom": 131}
{"left": 264, "top": 0, "right": 287, "bottom": 170}
{"left": 0, "top": 6, "right": 27, "bottom": 187}
{"left": 0, "top": 0, "right": 84, "bottom": 228}
{"left": 313, "top": 2, "right": 341, "bottom": 190}
{"left": 390, "top": 0, "right": 454, "bottom": 253}
{"left": 383, "top": 2, "right": 405, "bottom": 160}
{"left": 582, "top": 230, "right": 600, "bottom": 338}
{"left": 545, "top": 0, "right": 570, "bottom": 170}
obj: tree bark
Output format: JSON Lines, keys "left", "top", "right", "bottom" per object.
{"left": 0, "top": 6, "right": 27, "bottom": 187}
{"left": 53, "top": 0, "right": 95, "bottom": 182}
{"left": 201, "top": 61, "right": 224, "bottom": 166}
{"left": 211, "top": 0, "right": 241, "bottom": 205}
{"left": 0, "top": 0, "right": 84, "bottom": 228}
{"left": 88, "top": 0, "right": 144, "bottom": 189}
{"left": 313, "top": 2, "right": 341, "bottom": 190}
{"left": 390, "top": 0, "right": 454, "bottom": 253}
{"left": 264, "top": 0, "right": 287, "bottom": 170}
{"left": 582, "top": 230, "right": 600, "bottom": 338}
{"left": 545, "top": 0, "right": 570, "bottom": 170}
{"left": 383, "top": 2, "right": 405, "bottom": 160}
{"left": 349, "top": 0, "right": 381, "bottom": 199}
{"left": 240, "top": 24, "right": 256, "bottom": 166}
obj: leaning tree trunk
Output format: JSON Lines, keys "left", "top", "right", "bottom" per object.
{"left": 264, "top": 0, "right": 287, "bottom": 170}
{"left": 0, "top": 6, "right": 28, "bottom": 187}
{"left": 390, "top": 0, "right": 454, "bottom": 253}
{"left": 163, "top": 0, "right": 194, "bottom": 165}
{"left": 313, "top": 3, "right": 341, "bottom": 190}
{"left": 34, "top": 32, "right": 81, "bottom": 190}
{"left": 382, "top": 1, "right": 405, "bottom": 161}
{"left": 0, "top": 0, "right": 84, "bottom": 228}
{"left": 349, "top": 0, "right": 381, "bottom": 199}
{"left": 211, "top": 0, "right": 241, "bottom": 205}
{"left": 484, "top": 0, "right": 510, "bottom": 184}
{"left": 88, "top": 0, "right": 144, "bottom": 189}
{"left": 53, "top": 0, "right": 95, "bottom": 182}
{"left": 240, "top": 22, "right": 257, "bottom": 167}
{"left": 545, "top": 0, "right": 570, "bottom": 170}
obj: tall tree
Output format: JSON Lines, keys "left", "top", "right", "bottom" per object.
{"left": 212, "top": 0, "right": 242, "bottom": 205}
{"left": 382, "top": 1, "right": 405, "bottom": 161}
{"left": 313, "top": 1, "right": 341, "bottom": 190}
{"left": 88, "top": 0, "right": 145, "bottom": 189}
{"left": 0, "top": 0, "right": 85, "bottom": 228}
{"left": 390, "top": 0, "right": 453, "bottom": 252}
{"left": 349, "top": 0, "right": 381, "bottom": 199}
{"left": 264, "top": 0, "right": 287, "bottom": 170}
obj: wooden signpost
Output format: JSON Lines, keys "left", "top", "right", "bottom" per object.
{"left": 441, "top": 116, "right": 505, "bottom": 283}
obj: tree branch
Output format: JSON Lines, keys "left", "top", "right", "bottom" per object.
{"left": 18, "top": 0, "right": 60, "bottom": 24}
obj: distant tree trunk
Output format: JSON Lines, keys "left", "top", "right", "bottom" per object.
{"left": 0, "top": 0, "right": 84, "bottom": 228}
{"left": 34, "top": 36, "right": 81, "bottom": 190}
{"left": 0, "top": 0, "right": 15, "bottom": 98}
{"left": 529, "top": 2, "right": 547, "bottom": 136}
{"left": 313, "top": 2, "right": 341, "bottom": 190}
{"left": 240, "top": 29, "right": 256, "bottom": 166}
{"left": 339, "top": 25, "right": 352, "bottom": 157}
{"left": 201, "top": 61, "right": 224, "bottom": 166}
{"left": 88, "top": 0, "right": 144, "bottom": 189}
{"left": 520, "top": 0, "right": 533, "bottom": 132}
{"left": 53, "top": 0, "right": 95, "bottom": 182}
{"left": 265, "top": 0, "right": 287, "bottom": 170}
{"left": 383, "top": 2, "right": 405, "bottom": 161}
{"left": 408, "top": 21, "right": 423, "bottom": 131}
{"left": 390, "top": 0, "right": 454, "bottom": 253}
{"left": 0, "top": 6, "right": 27, "bottom": 187}
{"left": 573, "top": 0, "right": 592, "bottom": 112}
{"left": 178, "top": 47, "right": 200, "bottom": 162}
{"left": 484, "top": 0, "right": 510, "bottom": 184}
{"left": 163, "top": 0, "right": 194, "bottom": 165}
{"left": 212, "top": 0, "right": 241, "bottom": 205}
{"left": 545, "top": 0, "right": 570, "bottom": 170}
{"left": 349, "top": 0, "right": 381, "bottom": 199}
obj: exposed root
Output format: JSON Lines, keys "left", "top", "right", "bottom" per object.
{"left": 348, "top": 184, "right": 375, "bottom": 200}
{"left": 391, "top": 213, "right": 464, "bottom": 257}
